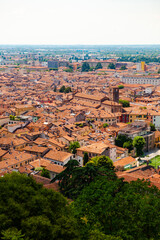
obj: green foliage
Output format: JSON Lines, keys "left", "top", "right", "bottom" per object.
{"left": 149, "top": 155, "right": 160, "bottom": 169}
{"left": 0, "top": 126, "right": 2, "bottom": 129}
{"left": 115, "top": 134, "right": 132, "bottom": 148}
{"left": 82, "top": 62, "right": 90, "bottom": 72}
{"left": 158, "top": 69, "right": 160, "bottom": 74}
{"left": 89, "top": 67, "right": 95, "bottom": 71}
{"left": 59, "top": 85, "right": 72, "bottom": 93}
{"left": 35, "top": 167, "right": 43, "bottom": 171}
{"left": 41, "top": 168, "right": 50, "bottom": 179}
{"left": 52, "top": 157, "right": 116, "bottom": 199}
{"left": 1, "top": 228, "right": 25, "bottom": 240}
{"left": 87, "top": 155, "right": 114, "bottom": 170}
{"left": 118, "top": 85, "right": 124, "bottom": 89}
{"left": 64, "top": 68, "right": 73, "bottom": 73}
{"left": 72, "top": 178, "right": 160, "bottom": 240}
{"left": 139, "top": 106, "right": 147, "bottom": 110}
{"left": 0, "top": 173, "right": 79, "bottom": 240}
{"left": 119, "top": 99, "right": 130, "bottom": 107}
{"left": 83, "top": 152, "right": 89, "bottom": 166}
{"left": 9, "top": 115, "right": 15, "bottom": 121}
{"left": 118, "top": 55, "right": 160, "bottom": 64}
{"left": 108, "top": 63, "right": 116, "bottom": 69}
{"left": 64, "top": 87, "right": 72, "bottom": 93}
{"left": 133, "top": 136, "right": 146, "bottom": 157}
{"left": 103, "top": 123, "right": 109, "bottom": 128}
{"left": 123, "top": 141, "right": 133, "bottom": 153}
{"left": 69, "top": 141, "right": 80, "bottom": 154}
{"left": 150, "top": 123, "right": 156, "bottom": 131}
{"left": 89, "top": 229, "right": 122, "bottom": 240}
{"left": 59, "top": 85, "right": 65, "bottom": 92}
{"left": 120, "top": 65, "right": 127, "bottom": 70}
{"left": 95, "top": 62, "right": 103, "bottom": 70}
{"left": 49, "top": 68, "right": 58, "bottom": 71}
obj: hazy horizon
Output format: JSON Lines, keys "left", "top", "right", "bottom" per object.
{"left": 0, "top": 0, "right": 160, "bottom": 45}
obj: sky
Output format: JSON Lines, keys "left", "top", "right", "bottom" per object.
{"left": 0, "top": 0, "right": 160, "bottom": 45}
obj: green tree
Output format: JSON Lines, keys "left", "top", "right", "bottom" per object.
{"left": 119, "top": 99, "right": 130, "bottom": 107}
{"left": 82, "top": 62, "right": 90, "bottom": 72}
{"left": 64, "top": 68, "right": 73, "bottom": 73}
{"left": 158, "top": 69, "right": 160, "bottom": 74}
{"left": 69, "top": 141, "right": 80, "bottom": 154}
{"left": 133, "top": 136, "right": 145, "bottom": 157}
{"left": 108, "top": 63, "right": 116, "bottom": 69}
{"left": 0, "top": 173, "right": 79, "bottom": 240}
{"left": 1, "top": 228, "right": 24, "bottom": 240}
{"left": 120, "top": 65, "right": 127, "bottom": 70}
{"left": 41, "top": 168, "right": 50, "bottom": 179}
{"left": 59, "top": 85, "right": 65, "bottom": 93}
{"left": 52, "top": 158, "right": 116, "bottom": 199}
{"left": 103, "top": 123, "right": 109, "bottom": 128}
{"left": 123, "top": 141, "right": 133, "bottom": 153}
{"left": 64, "top": 87, "right": 72, "bottom": 93}
{"left": 89, "top": 229, "right": 122, "bottom": 240}
{"left": 115, "top": 134, "right": 132, "bottom": 148}
{"left": 87, "top": 155, "right": 114, "bottom": 170}
{"left": 89, "top": 67, "right": 95, "bottom": 71}
{"left": 118, "top": 85, "right": 124, "bottom": 89}
{"left": 95, "top": 62, "right": 103, "bottom": 70}
{"left": 73, "top": 178, "right": 160, "bottom": 240}
{"left": 150, "top": 123, "right": 156, "bottom": 131}
{"left": 83, "top": 152, "right": 89, "bottom": 166}
{"left": 9, "top": 115, "right": 15, "bottom": 121}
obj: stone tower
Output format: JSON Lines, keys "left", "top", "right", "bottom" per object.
{"left": 109, "top": 86, "right": 119, "bottom": 103}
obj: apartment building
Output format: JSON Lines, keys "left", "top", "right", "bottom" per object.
{"left": 121, "top": 75, "right": 160, "bottom": 85}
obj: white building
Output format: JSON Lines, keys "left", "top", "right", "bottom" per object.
{"left": 121, "top": 75, "right": 160, "bottom": 85}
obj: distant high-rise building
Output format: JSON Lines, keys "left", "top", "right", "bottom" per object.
{"left": 136, "top": 63, "right": 141, "bottom": 71}
{"left": 141, "top": 61, "right": 146, "bottom": 71}
{"left": 48, "top": 60, "right": 69, "bottom": 69}
{"left": 48, "top": 60, "right": 59, "bottom": 69}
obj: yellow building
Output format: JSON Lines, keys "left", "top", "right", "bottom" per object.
{"left": 141, "top": 61, "right": 145, "bottom": 71}
{"left": 129, "top": 111, "right": 147, "bottom": 123}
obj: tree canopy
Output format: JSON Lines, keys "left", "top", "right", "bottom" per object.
{"left": 52, "top": 157, "right": 116, "bottom": 199}
{"left": 118, "top": 85, "right": 124, "bottom": 89}
{"left": 0, "top": 172, "right": 79, "bottom": 240}
{"left": 115, "top": 134, "right": 133, "bottom": 153}
{"left": 59, "top": 85, "right": 72, "bottom": 93}
{"left": 133, "top": 136, "right": 145, "bottom": 157}
{"left": 41, "top": 168, "right": 50, "bottom": 179}
{"left": 83, "top": 152, "right": 89, "bottom": 166}
{"left": 95, "top": 62, "right": 103, "bottom": 70}
{"left": 108, "top": 63, "right": 116, "bottom": 69}
{"left": 69, "top": 141, "right": 80, "bottom": 154}
{"left": 120, "top": 65, "right": 127, "bottom": 70}
{"left": 119, "top": 99, "right": 130, "bottom": 107}
{"left": 82, "top": 62, "right": 90, "bottom": 72}
{"left": 150, "top": 123, "right": 156, "bottom": 131}
{"left": 72, "top": 177, "right": 160, "bottom": 240}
